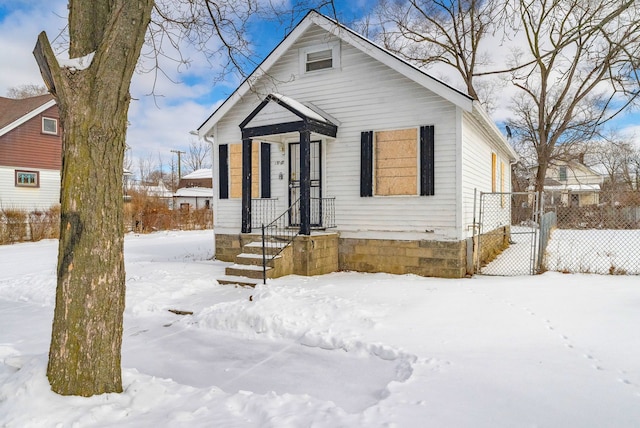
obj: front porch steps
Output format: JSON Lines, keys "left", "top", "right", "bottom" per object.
{"left": 217, "top": 239, "right": 290, "bottom": 287}
{"left": 216, "top": 275, "right": 261, "bottom": 287}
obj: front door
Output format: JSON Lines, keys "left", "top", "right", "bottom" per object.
{"left": 289, "top": 141, "right": 322, "bottom": 226}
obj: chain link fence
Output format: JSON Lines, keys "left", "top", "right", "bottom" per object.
{"left": 543, "top": 204, "right": 640, "bottom": 275}
{"left": 476, "top": 192, "right": 540, "bottom": 276}
{"left": 477, "top": 191, "right": 640, "bottom": 276}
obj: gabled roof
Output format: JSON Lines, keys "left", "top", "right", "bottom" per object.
{"left": 0, "top": 94, "right": 56, "bottom": 137}
{"left": 240, "top": 93, "right": 338, "bottom": 139}
{"left": 182, "top": 168, "right": 212, "bottom": 180}
{"left": 197, "top": 10, "right": 475, "bottom": 136}
{"left": 197, "top": 10, "right": 516, "bottom": 161}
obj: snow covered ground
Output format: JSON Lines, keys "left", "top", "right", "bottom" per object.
{"left": 545, "top": 229, "right": 640, "bottom": 275}
{"left": 1, "top": 230, "right": 639, "bottom": 427}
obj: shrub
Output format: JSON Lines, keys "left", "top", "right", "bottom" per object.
{"left": 29, "top": 205, "right": 60, "bottom": 241}
{"left": 1, "top": 209, "right": 28, "bottom": 244}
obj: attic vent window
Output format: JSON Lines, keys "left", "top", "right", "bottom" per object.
{"left": 306, "top": 49, "right": 332, "bottom": 71}
{"left": 42, "top": 117, "right": 58, "bottom": 135}
{"left": 300, "top": 42, "right": 340, "bottom": 74}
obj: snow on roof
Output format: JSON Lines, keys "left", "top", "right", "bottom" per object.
{"left": 174, "top": 187, "right": 213, "bottom": 197}
{"left": 181, "top": 169, "right": 212, "bottom": 179}
{"left": 544, "top": 184, "right": 601, "bottom": 192}
{"left": 269, "top": 93, "right": 328, "bottom": 123}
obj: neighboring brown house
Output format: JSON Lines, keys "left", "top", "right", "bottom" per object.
{"left": 174, "top": 168, "right": 213, "bottom": 210}
{"left": 176, "top": 168, "right": 213, "bottom": 189}
{"left": 0, "top": 94, "right": 61, "bottom": 211}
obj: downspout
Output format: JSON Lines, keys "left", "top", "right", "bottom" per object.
{"left": 191, "top": 130, "right": 216, "bottom": 260}
{"left": 204, "top": 134, "right": 216, "bottom": 259}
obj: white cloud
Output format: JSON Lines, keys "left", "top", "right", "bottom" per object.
{"left": 0, "top": 2, "right": 231, "bottom": 174}
{"left": 0, "top": 2, "right": 68, "bottom": 94}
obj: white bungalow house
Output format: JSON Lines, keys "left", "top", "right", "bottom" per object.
{"left": 197, "top": 11, "right": 517, "bottom": 281}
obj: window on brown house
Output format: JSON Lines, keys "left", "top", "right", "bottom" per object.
{"left": 42, "top": 117, "right": 58, "bottom": 135}
{"left": 15, "top": 170, "right": 39, "bottom": 187}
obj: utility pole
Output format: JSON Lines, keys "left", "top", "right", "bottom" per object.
{"left": 170, "top": 149, "right": 185, "bottom": 179}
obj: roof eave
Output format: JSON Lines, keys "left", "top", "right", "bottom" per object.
{"left": 0, "top": 99, "right": 56, "bottom": 137}
{"left": 471, "top": 101, "right": 518, "bottom": 161}
{"left": 308, "top": 12, "right": 474, "bottom": 112}
{"left": 197, "top": 10, "right": 476, "bottom": 137}
{"left": 197, "top": 12, "right": 317, "bottom": 137}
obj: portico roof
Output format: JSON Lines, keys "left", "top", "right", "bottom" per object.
{"left": 239, "top": 93, "right": 338, "bottom": 140}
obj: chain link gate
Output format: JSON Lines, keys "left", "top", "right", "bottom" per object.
{"left": 475, "top": 191, "right": 546, "bottom": 276}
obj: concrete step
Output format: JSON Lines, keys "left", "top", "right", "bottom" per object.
{"left": 243, "top": 240, "right": 289, "bottom": 256}
{"left": 236, "top": 252, "right": 281, "bottom": 266}
{"left": 216, "top": 275, "right": 261, "bottom": 287}
{"left": 225, "top": 263, "right": 274, "bottom": 280}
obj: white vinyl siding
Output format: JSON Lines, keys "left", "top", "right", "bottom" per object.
{"left": 213, "top": 24, "right": 460, "bottom": 238}
{"left": 460, "top": 111, "right": 512, "bottom": 239}
{"left": 0, "top": 166, "right": 60, "bottom": 211}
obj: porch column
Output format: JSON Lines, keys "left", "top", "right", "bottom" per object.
{"left": 299, "top": 129, "right": 311, "bottom": 235}
{"left": 241, "top": 137, "right": 252, "bottom": 233}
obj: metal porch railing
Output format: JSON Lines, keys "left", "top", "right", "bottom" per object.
{"left": 260, "top": 197, "right": 336, "bottom": 284}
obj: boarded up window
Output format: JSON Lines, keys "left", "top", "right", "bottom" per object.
{"left": 500, "top": 161, "right": 506, "bottom": 207}
{"left": 229, "top": 143, "right": 260, "bottom": 198}
{"left": 491, "top": 152, "right": 497, "bottom": 192}
{"left": 375, "top": 128, "right": 418, "bottom": 196}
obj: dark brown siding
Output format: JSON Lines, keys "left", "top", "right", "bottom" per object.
{"left": 0, "top": 105, "right": 61, "bottom": 170}
{"left": 177, "top": 177, "right": 212, "bottom": 188}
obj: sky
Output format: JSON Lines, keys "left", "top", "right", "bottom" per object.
{"left": 0, "top": 1, "right": 376, "bottom": 178}
{"left": 0, "top": 1, "right": 638, "bottom": 178}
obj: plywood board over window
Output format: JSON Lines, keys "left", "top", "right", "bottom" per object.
{"left": 229, "top": 143, "right": 260, "bottom": 198}
{"left": 375, "top": 128, "right": 418, "bottom": 196}
{"left": 491, "top": 152, "right": 497, "bottom": 192}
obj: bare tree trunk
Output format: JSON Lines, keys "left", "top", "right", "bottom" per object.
{"left": 33, "top": 0, "right": 154, "bottom": 396}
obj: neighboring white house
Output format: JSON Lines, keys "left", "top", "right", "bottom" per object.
{"left": 535, "top": 160, "right": 603, "bottom": 207}
{"left": 126, "top": 180, "right": 174, "bottom": 207}
{"left": 197, "top": 11, "right": 517, "bottom": 278}
{"left": 173, "top": 168, "right": 213, "bottom": 210}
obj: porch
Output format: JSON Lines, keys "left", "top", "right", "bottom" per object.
{"left": 237, "top": 93, "right": 338, "bottom": 236}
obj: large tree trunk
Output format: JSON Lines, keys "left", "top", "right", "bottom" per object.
{"left": 33, "top": 0, "right": 153, "bottom": 396}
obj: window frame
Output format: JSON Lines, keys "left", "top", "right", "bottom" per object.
{"left": 300, "top": 42, "right": 341, "bottom": 75}
{"left": 559, "top": 165, "right": 568, "bottom": 181}
{"left": 15, "top": 170, "right": 40, "bottom": 188}
{"left": 42, "top": 117, "right": 58, "bottom": 135}
{"left": 373, "top": 127, "right": 419, "bottom": 197}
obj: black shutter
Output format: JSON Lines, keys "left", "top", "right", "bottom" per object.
{"left": 420, "top": 125, "right": 435, "bottom": 196}
{"left": 360, "top": 130, "right": 373, "bottom": 197}
{"left": 218, "top": 144, "right": 229, "bottom": 199}
{"left": 260, "top": 142, "right": 271, "bottom": 198}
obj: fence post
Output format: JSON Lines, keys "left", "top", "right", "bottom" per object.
{"left": 261, "top": 223, "right": 267, "bottom": 285}
{"left": 476, "top": 191, "right": 484, "bottom": 273}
